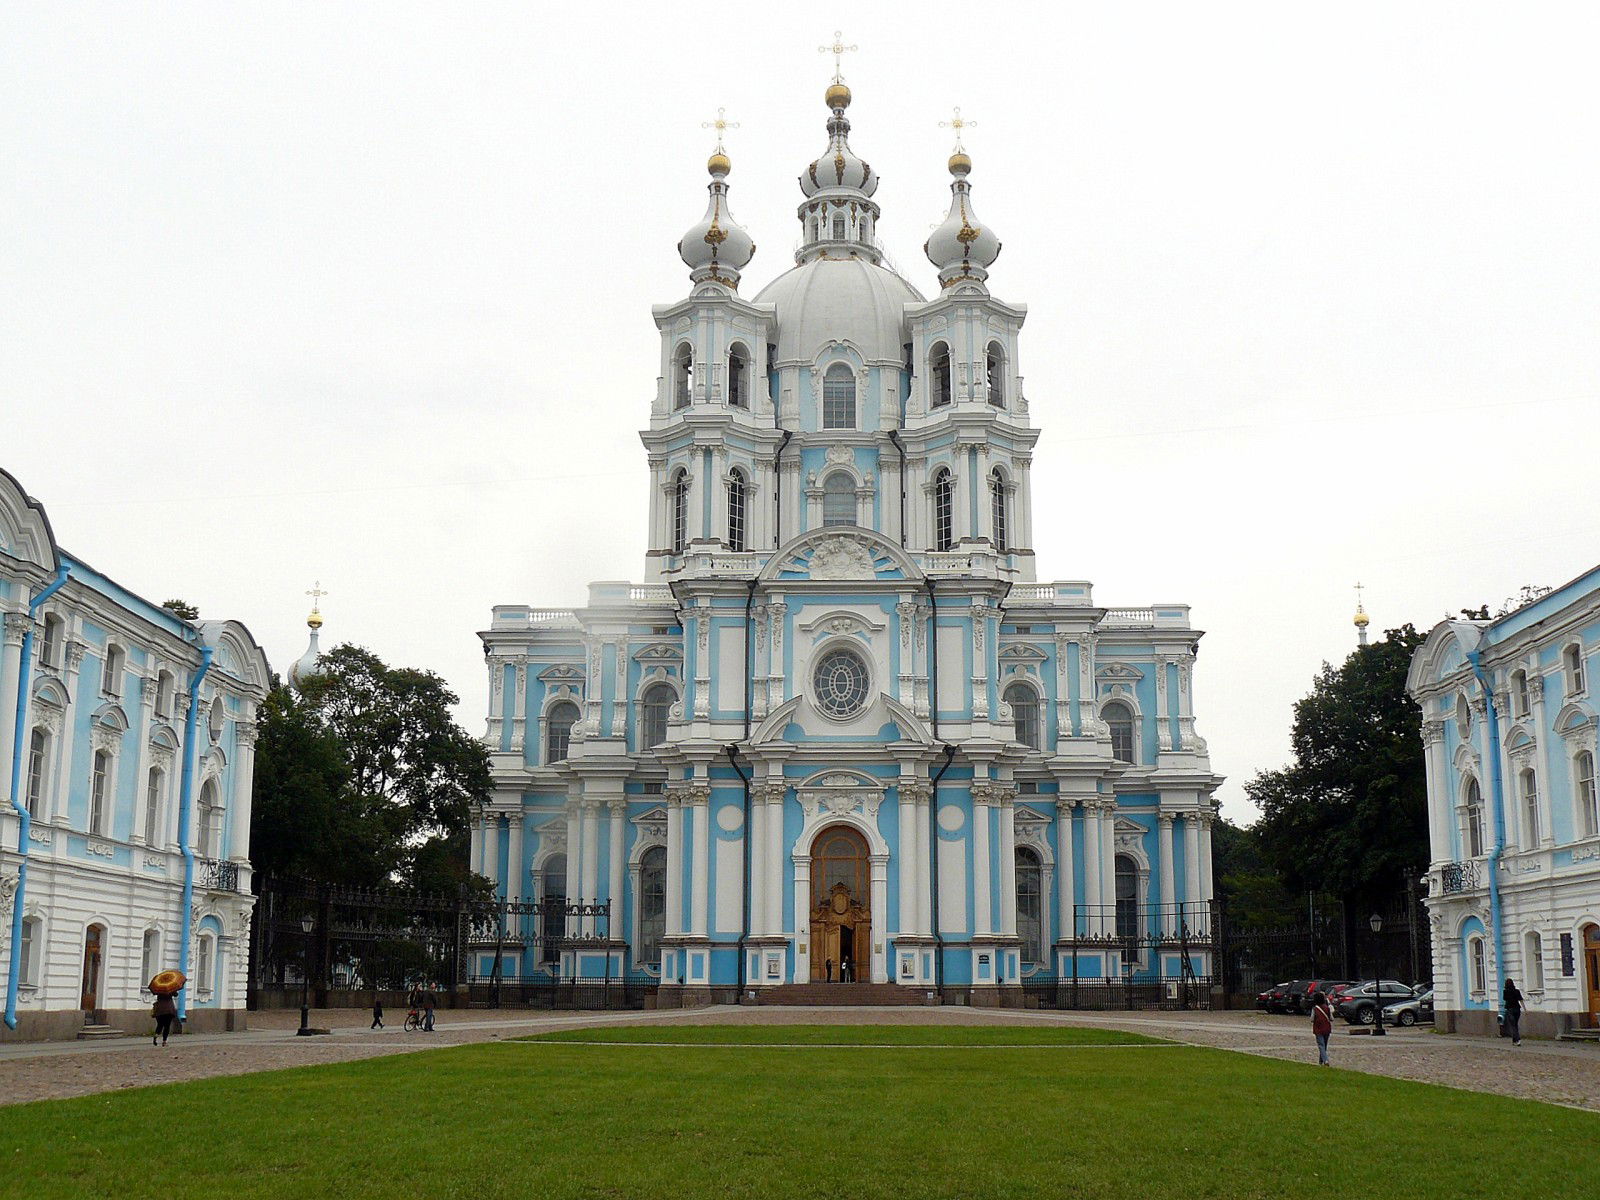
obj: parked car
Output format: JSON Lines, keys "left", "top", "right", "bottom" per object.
{"left": 1383, "top": 988, "right": 1435, "bottom": 1027}
{"left": 1256, "top": 984, "right": 1288, "bottom": 1012}
{"left": 1263, "top": 981, "right": 1301, "bottom": 1013}
{"left": 1337, "top": 980, "right": 1418, "bottom": 1025}
{"left": 1292, "top": 980, "right": 1352, "bottom": 1014}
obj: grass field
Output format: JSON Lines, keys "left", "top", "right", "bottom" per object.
{"left": 6, "top": 1024, "right": 1595, "bottom": 1199}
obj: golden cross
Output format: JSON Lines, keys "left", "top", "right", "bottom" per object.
{"left": 1354, "top": 581, "right": 1366, "bottom": 608}
{"left": 819, "top": 30, "right": 857, "bottom": 83}
{"left": 306, "top": 581, "right": 327, "bottom": 610}
{"left": 940, "top": 106, "right": 977, "bottom": 152}
{"left": 701, "top": 107, "right": 739, "bottom": 153}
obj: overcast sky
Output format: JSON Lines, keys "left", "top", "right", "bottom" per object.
{"left": 6, "top": 3, "right": 1597, "bottom": 821}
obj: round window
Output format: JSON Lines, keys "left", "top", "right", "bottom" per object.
{"left": 812, "top": 647, "right": 871, "bottom": 719}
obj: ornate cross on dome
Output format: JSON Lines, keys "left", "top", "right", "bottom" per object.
{"left": 701, "top": 107, "right": 738, "bottom": 153}
{"left": 1354, "top": 581, "right": 1365, "bottom": 607}
{"left": 306, "top": 581, "right": 327, "bottom": 610}
{"left": 941, "top": 106, "right": 977, "bottom": 152}
{"left": 819, "top": 30, "right": 857, "bottom": 83}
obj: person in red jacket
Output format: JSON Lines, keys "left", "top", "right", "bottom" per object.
{"left": 1310, "top": 991, "right": 1333, "bottom": 1066}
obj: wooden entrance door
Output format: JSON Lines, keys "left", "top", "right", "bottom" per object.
{"left": 809, "top": 827, "right": 870, "bottom": 982}
{"left": 1584, "top": 925, "right": 1600, "bottom": 1026}
{"left": 81, "top": 924, "right": 105, "bottom": 1012}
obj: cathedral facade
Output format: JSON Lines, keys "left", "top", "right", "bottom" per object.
{"left": 476, "top": 80, "right": 1221, "bottom": 1005}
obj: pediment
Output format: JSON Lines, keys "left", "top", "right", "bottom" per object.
{"left": 632, "top": 643, "right": 683, "bottom": 663}
{"left": 999, "top": 644, "right": 1048, "bottom": 662}
{"left": 799, "top": 609, "right": 887, "bottom": 638}
{"left": 537, "top": 663, "right": 585, "bottom": 683}
{"left": 761, "top": 527, "right": 922, "bottom": 584}
{"left": 1097, "top": 662, "right": 1144, "bottom": 681}
{"left": 1113, "top": 816, "right": 1147, "bottom": 836}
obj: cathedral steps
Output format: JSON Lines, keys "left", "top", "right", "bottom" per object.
{"left": 751, "top": 982, "right": 932, "bottom": 1007}
{"left": 77, "top": 1024, "right": 128, "bottom": 1040}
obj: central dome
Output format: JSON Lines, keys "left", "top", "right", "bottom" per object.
{"left": 755, "top": 256, "right": 925, "bottom": 365}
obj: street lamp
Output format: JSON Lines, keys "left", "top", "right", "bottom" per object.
{"left": 1368, "top": 913, "right": 1386, "bottom": 1037}
{"left": 297, "top": 914, "right": 314, "bottom": 1036}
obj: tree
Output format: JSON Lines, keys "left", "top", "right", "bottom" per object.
{"left": 252, "top": 646, "right": 492, "bottom": 891}
{"left": 1247, "top": 624, "right": 1428, "bottom": 919}
{"left": 162, "top": 598, "right": 199, "bottom": 620}
{"left": 1211, "top": 819, "right": 1299, "bottom": 932}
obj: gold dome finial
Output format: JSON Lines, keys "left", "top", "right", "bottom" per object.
{"left": 1353, "top": 582, "right": 1371, "bottom": 645}
{"left": 826, "top": 81, "right": 851, "bottom": 110}
{"left": 306, "top": 581, "right": 327, "bottom": 629}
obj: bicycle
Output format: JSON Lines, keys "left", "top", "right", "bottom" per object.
{"left": 403, "top": 1009, "right": 424, "bottom": 1032}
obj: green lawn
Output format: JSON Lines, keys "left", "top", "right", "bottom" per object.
{"left": 6, "top": 1024, "right": 1594, "bottom": 1199}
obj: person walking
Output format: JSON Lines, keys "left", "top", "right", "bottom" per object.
{"left": 422, "top": 989, "right": 436, "bottom": 1032}
{"left": 1310, "top": 990, "right": 1333, "bottom": 1066}
{"left": 1503, "top": 977, "right": 1525, "bottom": 1045}
{"left": 370, "top": 998, "right": 384, "bottom": 1030}
{"left": 151, "top": 993, "right": 177, "bottom": 1046}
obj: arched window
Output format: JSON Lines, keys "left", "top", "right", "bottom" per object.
{"left": 822, "top": 472, "right": 856, "bottom": 527}
{"left": 144, "top": 767, "right": 165, "bottom": 845}
{"left": 199, "top": 779, "right": 221, "bottom": 858}
{"left": 727, "top": 346, "right": 748, "bottom": 408}
{"left": 832, "top": 213, "right": 846, "bottom": 240}
{"left": 39, "top": 614, "right": 62, "bottom": 669}
{"left": 141, "top": 929, "right": 161, "bottom": 987}
{"left": 1564, "top": 644, "right": 1587, "bottom": 695}
{"left": 822, "top": 364, "right": 856, "bottom": 430}
{"left": 1525, "top": 930, "right": 1545, "bottom": 992}
{"left": 1004, "top": 682, "right": 1041, "bottom": 750}
{"left": 1463, "top": 777, "right": 1484, "bottom": 858}
{"left": 196, "top": 933, "right": 215, "bottom": 996}
{"left": 986, "top": 342, "right": 1005, "bottom": 406}
{"left": 1455, "top": 694, "right": 1471, "bottom": 740}
{"left": 638, "top": 845, "right": 667, "bottom": 970}
{"left": 1114, "top": 855, "right": 1138, "bottom": 941}
{"left": 640, "top": 683, "right": 674, "bottom": 749}
{"left": 930, "top": 343, "right": 952, "bottom": 407}
{"left": 1468, "top": 934, "right": 1486, "bottom": 994}
{"left": 1104, "top": 702, "right": 1135, "bottom": 763}
{"left": 1520, "top": 768, "right": 1540, "bottom": 846}
{"left": 990, "top": 470, "right": 1009, "bottom": 552}
{"left": 1511, "top": 669, "right": 1530, "bottom": 718}
{"left": 1016, "top": 847, "right": 1042, "bottom": 966}
{"left": 727, "top": 469, "right": 748, "bottom": 551}
{"left": 545, "top": 702, "right": 579, "bottom": 765}
{"left": 18, "top": 916, "right": 40, "bottom": 986}
{"left": 101, "top": 644, "right": 124, "bottom": 697}
{"left": 673, "top": 344, "right": 694, "bottom": 409}
{"left": 155, "top": 670, "right": 174, "bottom": 718}
{"left": 25, "top": 727, "right": 49, "bottom": 817}
{"left": 933, "top": 469, "right": 954, "bottom": 551}
{"left": 90, "top": 750, "right": 111, "bottom": 836}
{"left": 671, "top": 470, "right": 690, "bottom": 554}
{"left": 1575, "top": 750, "right": 1598, "bottom": 839}
{"left": 541, "top": 854, "right": 567, "bottom": 963}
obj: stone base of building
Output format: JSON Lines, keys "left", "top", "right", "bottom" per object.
{"left": 959, "top": 984, "right": 1025, "bottom": 1009}
{"left": 0, "top": 1006, "right": 247, "bottom": 1043}
{"left": 653, "top": 983, "right": 723, "bottom": 1009}
{"left": 1437, "top": 1007, "right": 1587, "bottom": 1039}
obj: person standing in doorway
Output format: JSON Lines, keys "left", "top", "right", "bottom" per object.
{"left": 370, "top": 998, "right": 384, "bottom": 1030}
{"left": 1310, "top": 990, "right": 1333, "bottom": 1066}
{"left": 1503, "top": 977, "right": 1525, "bottom": 1045}
{"left": 151, "top": 993, "right": 177, "bottom": 1046}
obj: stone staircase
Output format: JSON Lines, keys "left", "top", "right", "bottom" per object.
{"left": 1557, "top": 1026, "right": 1600, "bottom": 1043}
{"left": 77, "top": 1024, "right": 128, "bottom": 1040}
{"left": 751, "top": 982, "right": 933, "bottom": 1007}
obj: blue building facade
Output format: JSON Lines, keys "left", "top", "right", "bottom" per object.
{"left": 0, "top": 468, "right": 269, "bottom": 1039}
{"left": 476, "top": 80, "right": 1222, "bottom": 1004}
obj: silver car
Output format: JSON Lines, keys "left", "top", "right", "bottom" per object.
{"left": 1382, "top": 988, "right": 1435, "bottom": 1026}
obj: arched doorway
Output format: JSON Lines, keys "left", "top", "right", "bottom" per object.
{"left": 810, "top": 826, "right": 870, "bottom": 983}
{"left": 81, "top": 924, "right": 106, "bottom": 1013}
{"left": 1584, "top": 924, "right": 1600, "bottom": 1027}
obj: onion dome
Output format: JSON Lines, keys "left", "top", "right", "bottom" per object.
{"left": 1353, "top": 604, "right": 1370, "bottom": 629}
{"left": 677, "top": 149, "right": 755, "bottom": 291}
{"left": 287, "top": 599, "right": 325, "bottom": 688}
{"left": 793, "top": 82, "right": 885, "bottom": 267}
{"left": 925, "top": 149, "right": 1001, "bottom": 288}
{"left": 801, "top": 84, "right": 878, "bottom": 199}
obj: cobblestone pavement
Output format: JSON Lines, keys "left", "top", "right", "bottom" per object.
{"left": 2, "top": 1005, "right": 1596, "bottom": 1112}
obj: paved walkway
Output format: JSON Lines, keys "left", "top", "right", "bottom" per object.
{"left": 2, "top": 1006, "right": 1595, "bottom": 1112}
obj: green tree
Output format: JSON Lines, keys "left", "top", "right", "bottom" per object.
{"left": 162, "top": 598, "right": 199, "bottom": 620}
{"left": 1211, "top": 819, "right": 1299, "bottom": 931}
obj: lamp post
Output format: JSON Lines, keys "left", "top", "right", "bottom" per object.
{"left": 1368, "top": 913, "right": 1386, "bottom": 1037}
{"left": 297, "top": 914, "right": 314, "bottom": 1036}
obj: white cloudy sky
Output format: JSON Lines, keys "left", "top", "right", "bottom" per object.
{"left": 5, "top": 3, "right": 1597, "bottom": 821}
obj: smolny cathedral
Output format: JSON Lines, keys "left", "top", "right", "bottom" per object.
{"left": 474, "top": 72, "right": 1223, "bottom": 1006}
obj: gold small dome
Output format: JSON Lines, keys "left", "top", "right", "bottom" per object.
{"left": 307, "top": 609, "right": 324, "bottom": 630}
{"left": 949, "top": 150, "right": 972, "bottom": 176}
{"left": 1353, "top": 609, "right": 1370, "bottom": 627}
{"left": 707, "top": 150, "right": 731, "bottom": 176}
{"left": 826, "top": 82, "right": 851, "bottom": 110}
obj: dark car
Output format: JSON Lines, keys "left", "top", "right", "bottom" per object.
{"left": 1263, "top": 981, "right": 1301, "bottom": 1014}
{"left": 1255, "top": 984, "right": 1287, "bottom": 1012}
{"left": 1291, "top": 980, "right": 1352, "bottom": 1014}
{"left": 1382, "top": 988, "right": 1435, "bottom": 1027}
{"left": 1336, "top": 980, "right": 1418, "bottom": 1025}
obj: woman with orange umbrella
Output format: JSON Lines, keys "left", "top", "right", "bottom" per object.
{"left": 149, "top": 970, "right": 184, "bottom": 1046}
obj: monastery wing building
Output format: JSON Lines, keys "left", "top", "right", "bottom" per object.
{"left": 477, "top": 78, "right": 1222, "bottom": 1006}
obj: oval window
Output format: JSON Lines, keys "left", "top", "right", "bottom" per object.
{"left": 812, "top": 647, "right": 871, "bottom": 719}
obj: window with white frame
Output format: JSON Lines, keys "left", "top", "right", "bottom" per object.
{"left": 985, "top": 342, "right": 1004, "bottom": 406}
{"left": 822, "top": 364, "right": 856, "bottom": 430}
{"left": 40, "top": 614, "right": 62, "bottom": 669}
{"left": 199, "top": 779, "right": 222, "bottom": 858}
{"left": 1004, "top": 682, "right": 1041, "bottom": 750}
{"left": 1455, "top": 694, "right": 1471, "bottom": 741}
{"left": 1512, "top": 669, "right": 1530, "bottom": 718}
{"left": 727, "top": 346, "right": 748, "bottom": 408}
{"left": 1463, "top": 777, "right": 1485, "bottom": 858}
{"left": 932, "top": 469, "right": 954, "bottom": 552}
{"left": 673, "top": 344, "right": 693, "bottom": 409}
{"left": 1114, "top": 855, "right": 1138, "bottom": 941}
{"left": 90, "top": 749, "right": 112, "bottom": 836}
{"left": 990, "top": 469, "right": 1008, "bottom": 551}
{"left": 1576, "top": 750, "right": 1598, "bottom": 839}
{"left": 727, "top": 469, "right": 748, "bottom": 551}
{"left": 640, "top": 683, "right": 674, "bottom": 750}
{"left": 19, "top": 916, "right": 41, "bottom": 986}
{"left": 196, "top": 933, "right": 215, "bottom": 996}
{"left": 144, "top": 767, "right": 165, "bottom": 845}
{"left": 1520, "top": 768, "right": 1540, "bottom": 846}
{"left": 821, "top": 472, "right": 856, "bottom": 527}
{"left": 155, "top": 669, "right": 175, "bottom": 718}
{"left": 1525, "top": 930, "right": 1545, "bottom": 992}
{"left": 1104, "top": 701, "right": 1135, "bottom": 763}
{"left": 930, "top": 343, "right": 952, "bottom": 407}
{"left": 1016, "top": 847, "right": 1042, "bottom": 965}
{"left": 102, "top": 644, "right": 125, "bottom": 697}
{"left": 25, "top": 727, "right": 49, "bottom": 818}
{"left": 638, "top": 845, "right": 666, "bottom": 970}
{"left": 1565, "top": 643, "right": 1587, "bottom": 695}
{"left": 832, "top": 213, "right": 846, "bottom": 240}
{"left": 671, "top": 470, "right": 690, "bottom": 554}
{"left": 541, "top": 855, "right": 567, "bottom": 963}
{"left": 545, "top": 702, "right": 579, "bottom": 764}
{"left": 1468, "top": 934, "right": 1486, "bottom": 995}
{"left": 141, "top": 929, "right": 161, "bottom": 986}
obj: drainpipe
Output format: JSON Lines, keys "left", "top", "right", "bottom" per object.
{"left": 177, "top": 645, "right": 213, "bottom": 1023}
{"left": 772, "top": 430, "right": 793, "bottom": 548}
{"left": 887, "top": 430, "right": 907, "bottom": 547}
{"left": 5, "top": 563, "right": 70, "bottom": 1029}
{"left": 726, "top": 745, "right": 752, "bottom": 1002}
{"left": 924, "top": 575, "right": 957, "bottom": 1000}
{"left": 1466, "top": 648, "right": 1509, "bottom": 1017}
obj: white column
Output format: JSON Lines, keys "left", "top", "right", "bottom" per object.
{"left": 870, "top": 853, "right": 889, "bottom": 982}
{"left": 915, "top": 791, "right": 932, "bottom": 935}
{"left": 0, "top": 614, "right": 26, "bottom": 794}
{"left": 897, "top": 783, "right": 917, "bottom": 935}
{"left": 470, "top": 814, "right": 485, "bottom": 876}
{"left": 665, "top": 793, "right": 684, "bottom": 935}
{"left": 1054, "top": 798, "right": 1075, "bottom": 944}
{"left": 608, "top": 799, "right": 625, "bottom": 939}
{"left": 1530, "top": 672, "right": 1554, "bottom": 846}
{"left": 972, "top": 785, "right": 993, "bottom": 936}
{"left": 690, "top": 789, "right": 710, "bottom": 938}
{"left": 792, "top": 852, "right": 811, "bottom": 981}
{"left": 565, "top": 801, "right": 582, "bottom": 938}
{"left": 582, "top": 800, "right": 601, "bottom": 935}
{"left": 507, "top": 811, "right": 525, "bottom": 904}
{"left": 1198, "top": 813, "right": 1214, "bottom": 908}
{"left": 1183, "top": 813, "right": 1202, "bottom": 915}
{"left": 749, "top": 792, "right": 768, "bottom": 935}
{"left": 53, "top": 642, "right": 86, "bottom": 821}
{"left": 1083, "top": 803, "right": 1102, "bottom": 938}
{"left": 1158, "top": 813, "right": 1175, "bottom": 936}
{"left": 998, "top": 791, "right": 1018, "bottom": 938}
{"left": 228, "top": 715, "right": 257, "bottom": 863}
{"left": 1100, "top": 801, "right": 1116, "bottom": 932}
{"left": 1421, "top": 719, "right": 1449, "bottom": 864}
{"left": 766, "top": 785, "right": 784, "bottom": 935}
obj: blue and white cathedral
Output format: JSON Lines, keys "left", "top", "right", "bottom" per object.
{"left": 476, "top": 77, "right": 1222, "bottom": 1005}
